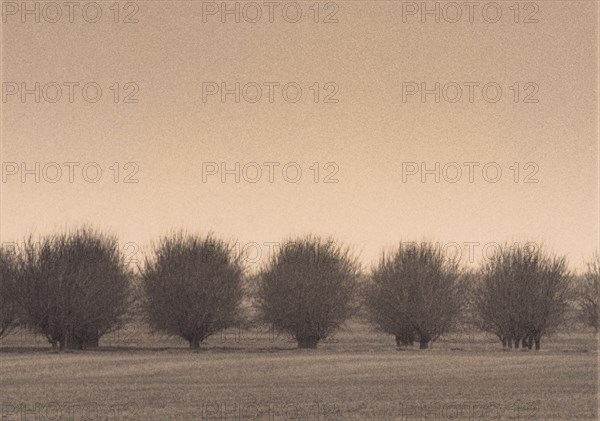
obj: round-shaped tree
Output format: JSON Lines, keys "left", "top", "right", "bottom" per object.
{"left": 16, "top": 229, "right": 133, "bottom": 350}
{"left": 255, "top": 236, "right": 359, "bottom": 349}
{"left": 473, "top": 244, "right": 572, "bottom": 350}
{"left": 140, "top": 233, "right": 244, "bottom": 349}
{"left": 363, "top": 242, "right": 466, "bottom": 349}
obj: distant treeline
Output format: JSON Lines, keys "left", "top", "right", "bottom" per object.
{"left": 0, "top": 228, "right": 598, "bottom": 351}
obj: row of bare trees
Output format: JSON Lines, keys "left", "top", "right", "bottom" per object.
{"left": 0, "top": 228, "right": 598, "bottom": 350}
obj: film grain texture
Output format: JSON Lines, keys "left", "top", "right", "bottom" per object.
{"left": 0, "top": 1, "right": 598, "bottom": 420}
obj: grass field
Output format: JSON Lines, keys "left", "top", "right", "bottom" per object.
{"left": 0, "top": 322, "right": 597, "bottom": 420}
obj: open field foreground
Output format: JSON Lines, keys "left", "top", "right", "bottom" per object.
{"left": 0, "top": 324, "right": 597, "bottom": 421}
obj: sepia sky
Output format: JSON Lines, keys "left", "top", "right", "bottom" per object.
{"left": 1, "top": 0, "right": 598, "bottom": 270}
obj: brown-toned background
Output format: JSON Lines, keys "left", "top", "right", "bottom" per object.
{"left": 1, "top": 0, "right": 597, "bottom": 268}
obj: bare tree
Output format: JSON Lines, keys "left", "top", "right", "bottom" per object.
{"left": 15, "top": 229, "right": 133, "bottom": 350}
{"left": 255, "top": 236, "right": 359, "bottom": 349}
{"left": 140, "top": 232, "right": 244, "bottom": 349}
{"left": 0, "top": 246, "right": 19, "bottom": 339}
{"left": 473, "top": 244, "right": 572, "bottom": 350}
{"left": 575, "top": 253, "right": 599, "bottom": 332}
{"left": 363, "top": 242, "right": 466, "bottom": 349}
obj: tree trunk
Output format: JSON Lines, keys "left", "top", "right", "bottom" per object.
{"left": 189, "top": 338, "right": 200, "bottom": 349}
{"left": 502, "top": 337, "right": 507, "bottom": 348}
{"left": 507, "top": 338, "right": 513, "bottom": 349}
{"left": 297, "top": 337, "right": 319, "bottom": 349}
{"left": 84, "top": 330, "right": 99, "bottom": 348}
{"left": 514, "top": 336, "right": 520, "bottom": 349}
{"left": 534, "top": 335, "right": 541, "bottom": 350}
{"left": 85, "top": 336, "right": 99, "bottom": 348}
{"left": 395, "top": 335, "right": 401, "bottom": 347}
{"left": 418, "top": 331, "right": 432, "bottom": 349}
{"left": 66, "top": 333, "right": 81, "bottom": 350}
{"left": 63, "top": 325, "right": 81, "bottom": 350}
